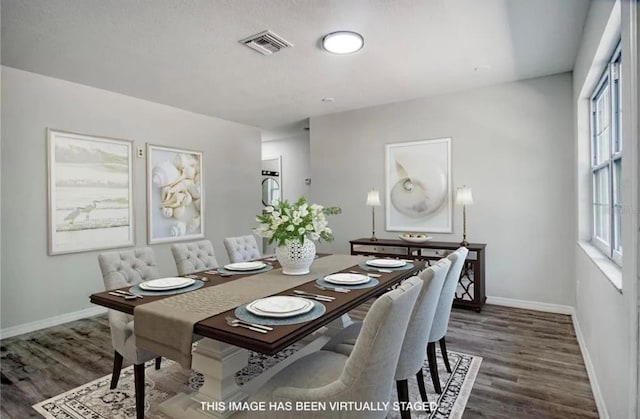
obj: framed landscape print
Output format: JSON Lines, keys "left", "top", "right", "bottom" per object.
{"left": 47, "top": 129, "right": 135, "bottom": 255}
{"left": 147, "top": 144, "right": 204, "bottom": 244}
{"left": 385, "top": 137, "right": 452, "bottom": 233}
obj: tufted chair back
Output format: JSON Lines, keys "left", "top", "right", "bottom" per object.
{"left": 98, "top": 247, "right": 160, "bottom": 290}
{"left": 97, "top": 247, "right": 160, "bottom": 366}
{"left": 223, "top": 235, "right": 261, "bottom": 263}
{"left": 171, "top": 240, "right": 219, "bottom": 275}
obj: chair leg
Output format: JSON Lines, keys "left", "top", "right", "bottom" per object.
{"left": 416, "top": 369, "right": 429, "bottom": 403}
{"left": 155, "top": 357, "right": 162, "bottom": 370}
{"left": 439, "top": 337, "right": 452, "bottom": 373}
{"left": 396, "top": 379, "right": 411, "bottom": 419}
{"left": 110, "top": 351, "right": 124, "bottom": 389}
{"left": 427, "top": 342, "right": 442, "bottom": 394}
{"left": 134, "top": 363, "right": 145, "bottom": 419}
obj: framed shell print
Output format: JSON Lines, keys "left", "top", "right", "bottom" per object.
{"left": 147, "top": 144, "right": 204, "bottom": 244}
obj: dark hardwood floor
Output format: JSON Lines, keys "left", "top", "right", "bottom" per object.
{"left": 0, "top": 304, "right": 598, "bottom": 418}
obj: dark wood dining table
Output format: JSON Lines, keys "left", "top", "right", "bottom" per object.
{"left": 90, "top": 255, "right": 424, "bottom": 418}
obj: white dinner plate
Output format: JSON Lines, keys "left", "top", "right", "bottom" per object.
{"left": 224, "top": 261, "right": 267, "bottom": 271}
{"left": 246, "top": 297, "right": 314, "bottom": 318}
{"left": 323, "top": 273, "right": 371, "bottom": 285}
{"left": 366, "top": 259, "right": 407, "bottom": 268}
{"left": 139, "top": 277, "right": 195, "bottom": 291}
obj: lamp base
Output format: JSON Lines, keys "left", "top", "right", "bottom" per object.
{"left": 370, "top": 234, "right": 378, "bottom": 242}
{"left": 460, "top": 240, "right": 469, "bottom": 247}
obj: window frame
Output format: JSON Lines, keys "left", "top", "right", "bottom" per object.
{"left": 589, "top": 42, "right": 622, "bottom": 266}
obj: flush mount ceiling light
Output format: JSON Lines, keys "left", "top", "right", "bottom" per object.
{"left": 322, "top": 31, "right": 364, "bottom": 54}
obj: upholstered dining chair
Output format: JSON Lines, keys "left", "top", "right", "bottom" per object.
{"left": 171, "top": 239, "right": 219, "bottom": 275}
{"left": 97, "top": 247, "right": 162, "bottom": 419}
{"left": 223, "top": 234, "right": 261, "bottom": 263}
{"left": 427, "top": 247, "right": 469, "bottom": 394}
{"left": 248, "top": 277, "right": 423, "bottom": 419}
{"left": 323, "top": 259, "right": 451, "bottom": 419}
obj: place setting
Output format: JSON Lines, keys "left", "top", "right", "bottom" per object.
{"left": 210, "top": 260, "right": 274, "bottom": 276}
{"left": 358, "top": 258, "right": 415, "bottom": 272}
{"left": 315, "top": 272, "right": 379, "bottom": 290}
{"left": 128, "top": 276, "right": 205, "bottom": 296}
{"left": 234, "top": 295, "right": 327, "bottom": 327}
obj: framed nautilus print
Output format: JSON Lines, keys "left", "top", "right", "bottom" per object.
{"left": 385, "top": 138, "right": 452, "bottom": 233}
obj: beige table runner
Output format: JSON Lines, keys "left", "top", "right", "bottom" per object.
{"left": 134, "top": 254, "right": 366, "bottom": 368}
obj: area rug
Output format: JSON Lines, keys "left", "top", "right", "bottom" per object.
{"left": 33, "top": 347, "right": 480, "bottom": 419}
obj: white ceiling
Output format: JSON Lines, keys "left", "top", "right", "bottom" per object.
{"left": 2, "top": 0, "right": 590, "bottom": 131}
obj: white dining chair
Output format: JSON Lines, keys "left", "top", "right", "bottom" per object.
{"left": 247, "top": 277, "right": 424, "bottom": 419}
{"left": 171, "top": 239, "right": 219, "bottom": 275}
{"left": 427, "top": 247, "right": 469, "bottom": 393}
{"left": 223, "top": 234, "right": 261, "bottom": 263}
{"left": 97, "top": 247, "right": 162, "bottom": 419}
{"left": 323, "top": 259, "right": 451, "bottom": 418}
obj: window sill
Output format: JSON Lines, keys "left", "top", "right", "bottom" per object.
{"left": 577, "top": 241, "right": 622, "bottom": 293}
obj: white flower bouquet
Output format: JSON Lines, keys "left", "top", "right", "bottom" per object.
{"left": 255, "top": 197, "right": 341, "bottom": 246}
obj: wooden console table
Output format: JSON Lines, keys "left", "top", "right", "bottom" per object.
{"left": 349, "top": 238, "right": 487, "bottom": 312}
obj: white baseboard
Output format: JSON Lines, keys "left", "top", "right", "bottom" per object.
{"left": 572, "top": 314, "right": 609, "bottom": 419}
{"left": 0, "top": 306, "right": 107, "bottom": 340}
{"left": 486, "top": 295, "right": 608, "bottom": 419}
{"left": 486, "top": 296, "right": 574, "bottom": 315}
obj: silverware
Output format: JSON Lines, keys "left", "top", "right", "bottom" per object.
{"left": 293, "top": 290, "right": 335, "bottom": 300}
{"left": 349, "top": 270, "right": 381, "bottom": 278}
{"left": 113, "top": 289, "right": 143, "bottom": 299}
{"left": 215, "top": 270, "right": 233, "bottom": 277}
{"left": 108, "top": 292, "right": 137, "bottom": 300}
{"left": 314, "top": 284, "right": 350, "bottom": 293}
{"left": 290, "top": 294, "right": 333, "bottom": 302}
{"left": 225, "top": 318, "right": 268, "bottom": 333}
{"left": 185, "top": 274, "right": 209, "bottom": 282}
{"left": 224, "top": 316, "right": 273, "bottom": 331}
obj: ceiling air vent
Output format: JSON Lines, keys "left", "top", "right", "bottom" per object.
{"left": 240, "top": 30, "right": 293, "bottom": 55}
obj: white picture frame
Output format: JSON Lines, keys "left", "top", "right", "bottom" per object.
{"left": 385, "top": 137, "right": 452, "bottom": 233}
{"left": 47, "top": 129, "right": 135, "bottom": 255}
{"left": 147, "top": 144, "right": 204, "bottom": 244}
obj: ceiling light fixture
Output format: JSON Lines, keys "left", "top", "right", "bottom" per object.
{"left": 322, "top": 31, "right": 364, "bottom": 54}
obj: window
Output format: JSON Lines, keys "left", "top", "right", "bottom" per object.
{"left": 590, "top": 43, "right": 622, "bottom": 265}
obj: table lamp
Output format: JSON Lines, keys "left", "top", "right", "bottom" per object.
{"left": 366, "top": 190, "right": 381, "bottom": 241}
{"left": 455, "top": 186, "right": 474, "bottom": 246}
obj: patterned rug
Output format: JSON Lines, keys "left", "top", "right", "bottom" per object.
{"left": 33, "top": 345, "right": 480, "bottom": 419}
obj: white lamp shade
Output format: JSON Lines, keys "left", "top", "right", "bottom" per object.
{"left": 366, "top": 190, "right": 381, "bottom": 206}
{"left": 455, "top": 186, "right": 474, "bottom": 205}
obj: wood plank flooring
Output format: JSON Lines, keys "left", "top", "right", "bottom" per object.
{"left": 0, "top": 305, "right": 598, "bottom": 418}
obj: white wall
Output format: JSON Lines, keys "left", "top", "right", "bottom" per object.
{"left": 573, "top": 0, "right": 639, "bottom": 417}
{"left": 261, "top": 134, "right": 311, "bottom": 202}
{"left": 310, "top": 73, "right": 575, "bottom": 306}
{"left": 0, "top": 4, "right": 3, "bottom": 333}
{"left": 0, "top": 67, "right": 261, "bottom": 332}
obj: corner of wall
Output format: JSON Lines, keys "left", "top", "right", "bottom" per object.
{"left": 571, "top": 312, "right": 611, "bottom": 419}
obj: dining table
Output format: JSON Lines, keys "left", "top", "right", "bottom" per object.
{"left": 89, "top": 254, "right": 425, "bottom": 419}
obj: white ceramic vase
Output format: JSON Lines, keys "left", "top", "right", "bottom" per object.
{"left": 276, "top": 238, "right": 316, "bottom": 275}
